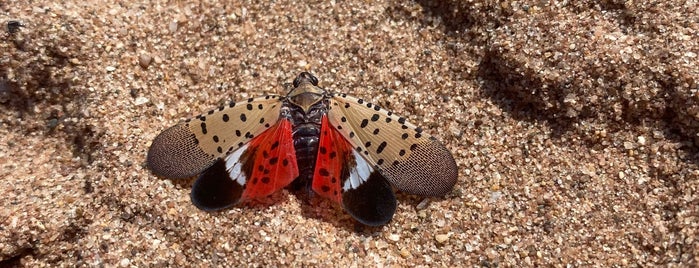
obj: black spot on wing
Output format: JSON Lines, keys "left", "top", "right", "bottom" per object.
{"left": 360, "top": 119, "right": 368, "bottom": 128}
{"left": 376, "top": 141, "right": 387, "bottom": 154}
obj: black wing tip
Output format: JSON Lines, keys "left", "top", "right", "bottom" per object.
{"left": 342, "top": 171, "right": 397, "bottom": 226}
{"left": 190, "top": 159, "right": 243, "bottom": 211}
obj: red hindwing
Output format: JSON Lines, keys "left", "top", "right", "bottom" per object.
{"left": 237, "top": 119, "right": 299, "bottom": 201}
{"left": 312, "top": 115, "right": 354, "bottom": 204}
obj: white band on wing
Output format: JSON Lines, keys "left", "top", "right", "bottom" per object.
{"left": 343, "top": 149, "right": 373, "bottom": 191}
{"left": 225, "top": 143, "right": 249, "bottom": 186}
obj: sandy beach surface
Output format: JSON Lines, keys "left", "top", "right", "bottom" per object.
{"left": 1, "top": 1, "right": 697, "bottom": 266}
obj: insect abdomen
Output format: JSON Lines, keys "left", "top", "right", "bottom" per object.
{"left": 292, "top": 123, "right": 321, "bottom": 185}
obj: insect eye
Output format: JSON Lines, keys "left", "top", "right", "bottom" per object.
{"left": 293, "top": 72, "right": 319, "bottom": 87}
{"left": 308, "top": 74, "right": 318, "bottom": 86}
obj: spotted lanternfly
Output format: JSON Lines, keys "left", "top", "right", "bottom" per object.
{"left": 147, "top": 72, "right": 458, "bottom": 226}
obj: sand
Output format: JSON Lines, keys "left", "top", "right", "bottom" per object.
{"left": 1, "top": 0, "right": 697, "bottom": 266}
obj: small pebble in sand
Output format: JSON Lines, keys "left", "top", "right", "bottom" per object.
{"left": 139, "top": 53, "right": 152, "bottom": 68}
{"left": 435, "top": 234, "right": 449, "bottom": 243}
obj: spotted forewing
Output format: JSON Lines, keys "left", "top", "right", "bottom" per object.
{"left": 147, "top": 96, "right": 284, "bottom": 179}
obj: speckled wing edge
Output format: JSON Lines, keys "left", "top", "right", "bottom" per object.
{"left": 326, "top": 93, "right": 458, "bottom": 196}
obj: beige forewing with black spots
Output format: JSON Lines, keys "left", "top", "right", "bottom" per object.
{"left": 187, "top": 95, "right": 283, "bottom": 157}
{"left": 147, "top": 95, "right": 283, "bottom": 179}
{"left": 327, "top": 93, "right": 458, "bottom": 196}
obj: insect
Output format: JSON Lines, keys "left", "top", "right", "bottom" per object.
{"left": 147, "top": 72, "right": 458, "bottom": 226}
{"left": 6, "top": 20, "right": 25, "bottom": 34}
